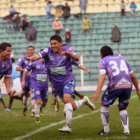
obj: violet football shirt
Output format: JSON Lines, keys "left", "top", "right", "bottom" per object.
{"left": 25, "top": 60, "right": 48, "bottom": 90}
{"left": 98, "top": 55, "right": 133, "bottom": 89}
{"left": 39, "top": 45, "right": 78, "bottom": 85}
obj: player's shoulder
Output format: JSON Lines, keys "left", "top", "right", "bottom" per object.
{"left": 7, "top": 58, "right": 12, "bottom": 65}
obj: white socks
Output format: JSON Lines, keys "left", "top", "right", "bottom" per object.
{"left": 64, "top": 103, "right": 73, "bottom": 128}
{"left": 101, "top": 106, "right": 110, "bottom": 133}
{"left": 34, "top": 104, "right": 40, "bottom": 119}
{"left": 75, "top": 99, "right": 86, "bottom": 109}
{"left": 120, "top": 110, "right": 129, "bottom": 133}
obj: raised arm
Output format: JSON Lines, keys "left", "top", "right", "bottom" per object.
{"left": 25, "top": 54, "right": 41, "bottom": 62}
{"left": 77, "top": 65, "right": 91, "bottom": 73}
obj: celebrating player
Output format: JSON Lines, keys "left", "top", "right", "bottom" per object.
{"left": 26, "top": 35, "right": 95, "bottom": 133}
{"left": 16, "top": 46, "right": 35, "bottom": 116}
{"left": 0, "top": 42, "right": 12, "bottom": 110}
{"left": 91, "top": 46, "right": 140, "bottom": 135}
{"left": 22, "top": 55, "right": 48, "bottom": 123}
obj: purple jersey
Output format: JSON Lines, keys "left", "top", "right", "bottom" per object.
{"left": 39, "top": 45, "right": 77, "bottom": 85}
{"left": 98, "top": 55, "right": 133, "bottom": 89}
{"left": 17, "top": 56, "right": 31, "bottom": 82}
{"left": 0, "top": 59, "right": 12, "bottom": 79}
{"left": 25, "top": 60, "right": 48, "bottom": 90}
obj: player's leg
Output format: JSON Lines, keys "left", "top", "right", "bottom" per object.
{"left": 33, "top": 89, "right": 42, "bottom": 123}
{"left": 40, "top": 90, "right": 48, "bottom": 115}
{"left": 119, "top": 88, "right": 131, "bottom": 135}
{"left": 73, "top": 90, "right": 84, "bottom": 99}
{"left": 98, "top": 89, "right": 118, "bottom": 135}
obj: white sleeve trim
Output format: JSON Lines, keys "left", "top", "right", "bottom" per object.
{"left": 129, "top": 70, "right": 133, "bottom": 74}
{"left": 38, "top": 53, "right": 43, "bottom": 58}
{"left": 6, "top": 75, "right": 11, "bottom": 77}
{"left": 99, "top": 69, "right": 106, "bottom": 75}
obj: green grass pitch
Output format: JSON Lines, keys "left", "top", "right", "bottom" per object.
{"left": 0, "top": 92, "right": 140, "bottom": 140}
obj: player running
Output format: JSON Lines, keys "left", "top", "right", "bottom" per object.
{"left": 22, "top": 55, "right": 48, "bottom": 123}
{"left": 26, "top": 35, "right": 95, "bottom": 133}
{"left": 91, "top": 46, "right": 140, "bottom": 135}
{"left": 16, "top": 46, "right": 35, "bottom": 116}
{"left": 0, "top": 42, "right": 12, "bottom": 110}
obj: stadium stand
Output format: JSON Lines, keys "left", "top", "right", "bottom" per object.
{"left": 0, "top": 0, "right": 140, "bottom": 87}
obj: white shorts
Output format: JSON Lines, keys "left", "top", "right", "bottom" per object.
{"left": 11, "top": 78, "right": 23, "bottom": 96}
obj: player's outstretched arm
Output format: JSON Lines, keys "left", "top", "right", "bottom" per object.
{"left": 91, "top": 73, "right": 106, "bottom": 103}
{"left": 25, "top": 54, "right": 41, "bottom": 62}
{"left": 130, "top": 72, "right": 140, "bottom": 99}
{"left": 77, "top": 65, "right": 91, "bottom": 73}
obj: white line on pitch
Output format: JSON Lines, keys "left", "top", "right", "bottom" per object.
{"left": 13, "top": 95, "right": 137, "bottom": 140}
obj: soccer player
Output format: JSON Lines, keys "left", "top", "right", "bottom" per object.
{"left": 16, "top": 46, "right": 35, "bottom": 116}
{"left": 8, "top": 58, "right": 23, "bottom": 110}
{"left": 26, "top": 35, "right": 95, "bottom": 133}
{"left": 22, "top": 56, "right": 48, "bottom": 123}
{"left": 0, "top": 42, "right": 12, "bottom": 110}
{"left": 91, "top": 46, "right": 140, "bottom": 135}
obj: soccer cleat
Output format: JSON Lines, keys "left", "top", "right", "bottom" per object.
{"left": 58, "top": 125, "right": 72, "bottom": 133}
{"left": 124, "top": 127, "right": 130, "bottom": 136}
{"left": 84, "top": 96, "right": 96, "bottom": 110}
{"left": 40, "top": 111, "right": 44, "bottom": 116}
{"left": 4, "top": 108, "right": 11, "bottom": 111}
{"left": 98, "top": 129, "right": 111, "bottom": 135}
{"left": 35, "top": 120, "right": 40, "bottom": 124}
{"left": 55, "top": 102, "right": 60, "bottom": 112}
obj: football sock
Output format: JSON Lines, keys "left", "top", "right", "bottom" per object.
{"left": 13, "top": 96, "right": 22, "bottom": 100}
{"left": 64, "top": 103, "right": 73, "bottom": 128}
{"left": 34, "top": 104, "right": 40, "bottom": 119}
{"left": 101, "top": 106, "right": 110, "bottom": 133}
{"left": 8, "top": 96, "right": 14, "bottom": 109}
{"left": 75, "top": 99, "right": 85, "bottom": 109}
{"left": 74, "top": 90, "right": 84, "bottom": 99}
{"left": 40, "top": 103, "right": 46, "bottom": 112}
{"left": 120, "top": 110, "right": 129, "bottom": 130}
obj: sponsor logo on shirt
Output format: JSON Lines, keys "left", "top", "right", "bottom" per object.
{"left": 115, "top": 78, "right": 131, "bottom": 89}
{"left": 50, "top": 66, "right": 66, "bottom": 75}
{"left": 6, "top": 65, "right": 10, "bottom": 70}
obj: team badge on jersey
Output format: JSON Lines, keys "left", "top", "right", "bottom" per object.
{"left": 24, "top": 60, "right": 28, "bottom": 64}
{"left": 49, "top": 56, "right": 54, "bottom": 60}
{"left": 36, "top": 65, "right": 40, "bottom": 69}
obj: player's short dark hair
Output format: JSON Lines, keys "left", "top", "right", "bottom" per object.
{"left": 50, "top": 35, "right": 62, "bottom": 43}
{"left": 0, "top": 42, "right": 12, "bottom": 51}
{"left": 100, "top": 46, "right": 113, "bottom": 58}
{"left": 27, "top": 46, "right": 34, "bottom": 50}
{"left": 11, "top": 58, "right": 15, "bottom": 63}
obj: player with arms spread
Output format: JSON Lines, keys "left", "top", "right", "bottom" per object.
{"left": 91, "top": 46, "right": 140, "bottom": 135}
{"left": 26, "top": 35, "right": 95, "bottom": 133}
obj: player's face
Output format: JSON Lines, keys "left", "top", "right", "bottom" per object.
{"left": 50, "top": 40, "right": 62, "bottom": 53}
{"left": 1, "top": 46, "right": 12, "bottom": 59}
{"left": 100, "top": 53, "right": 103, "bottom": 59}
{"left": 27, "top": 48, "right": 34, "bottom": 57}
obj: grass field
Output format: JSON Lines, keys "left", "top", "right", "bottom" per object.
{"left": 0, "top": 92, "right": 140, "bottom": 140}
